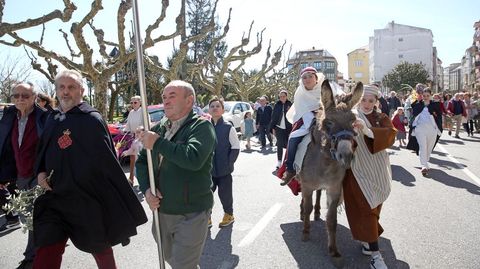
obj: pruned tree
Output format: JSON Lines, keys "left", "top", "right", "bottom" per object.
{"left": 382, "top": 61, "right": 429, "bottom": 92}
{"left": 36, "top": 79, "right": 56, "bottom": 97}
{"left": 0, "top": 53, "right": 32, "bottom": 102}
{"left": 227, "top": 39, "right": 285, "bottom": 101}
{"left": 0, "top": 0, "right": 217, "bottom": 117}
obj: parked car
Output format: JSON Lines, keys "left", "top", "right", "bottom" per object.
{"left": 203, "top": 101, "right": 254, "bottom": 132}
{"left": 147, "top": 104, "right": 165, "bottom": 124}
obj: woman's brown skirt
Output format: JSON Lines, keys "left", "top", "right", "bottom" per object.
{"left": 343, "top": 169, "right": 384, "bottom": 243}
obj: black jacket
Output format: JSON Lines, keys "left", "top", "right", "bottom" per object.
{"left": 379, "top": 97, "right": 389, "bottom": 115}
{"left": 269, "top": 100, "right": 292, "bottom": 132}
{"left": 33, "top": 102, "right": 147, "bottom": 253}
{"left": 255, "top": 105, "right": 273, "bottom": 126}
{"left": 0, "top": 104, "right": 48, "bottom": 183}
{"left": 387, "top": 96, "right": 402, "bottom": 111}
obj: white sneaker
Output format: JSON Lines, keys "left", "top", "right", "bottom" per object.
{"left": 370, "top": 253, "right": 388, "bottom": 269}
{"left": 361, "top": 242, "right": 373, "bottom": 255}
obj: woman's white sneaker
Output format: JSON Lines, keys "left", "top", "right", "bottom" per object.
{"left": 370, "top": 253, "right": 388, "bottom": 269}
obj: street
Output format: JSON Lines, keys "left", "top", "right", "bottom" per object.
{"left": 1, "top": 132, "right": 480, "bottom": 269}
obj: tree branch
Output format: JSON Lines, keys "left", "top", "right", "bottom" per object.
{"left": 8, "top": 32, "right": 81, "bottom": 71}
{"left": 58, "top": 28, "right": 81, "bottom": 59}
{"left": 116, "top": 0, "right": 131, "bottom": 55}
{"left": 0, "top": 0, "right": 76, "bottom": 37}
{"left": 69, "top": 0, "right": 103, "bottom": 75}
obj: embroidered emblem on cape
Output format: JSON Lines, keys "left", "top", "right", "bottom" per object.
{"left": 58, "top": 129, "right": 73, "bottom": 149}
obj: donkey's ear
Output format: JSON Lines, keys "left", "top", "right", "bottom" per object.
{"left": 346, "top": 82, "right": 363, "bottom": 109}
{"left": 321, "top": 79, "right": 335, "bottom": 111}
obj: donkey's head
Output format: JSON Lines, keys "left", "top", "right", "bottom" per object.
{"left": 319, "top": 80, "right": 363, "bottom": 168}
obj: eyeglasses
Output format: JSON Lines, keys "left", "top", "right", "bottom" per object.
{"left": 130, "top": 101, "right": 138, "bottom": 104}
{"left": 11, "top": 93, "right": 32, "bottom": 99}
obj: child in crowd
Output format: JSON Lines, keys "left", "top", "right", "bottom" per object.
{"left": 240, "top": 111, "right": 256, "bottom": 150}
{"left": 391, "top": 107, "right": 408, "bottom": 147}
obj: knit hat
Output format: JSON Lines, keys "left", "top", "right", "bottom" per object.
{"left": 363, "top": 84, "right": 380, "bottom": 98}
{"left": 300, "top": 67, "right": 318, "bottom": 78}
{"left": 415, "top": 83, "right": 426, "bottom": 93}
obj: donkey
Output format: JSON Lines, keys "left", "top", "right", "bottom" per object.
{"left": 296, "top": 80, "right": 363, "bottom": 261}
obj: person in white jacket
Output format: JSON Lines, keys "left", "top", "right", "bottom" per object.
{"left": 280, "top": 67, "right": 325, "bottom": 186}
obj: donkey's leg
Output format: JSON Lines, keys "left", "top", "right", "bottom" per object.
{"left": 326, "top": 188, "right": 342, "bottom": 258}
{"left": 302, "top": 190, "right": 314, "bottom": 242}
{"left": 300, "top": 198, "right": 304, "bottom": 221}
{"left": 314, "top": 190, "right": 321, "bottom": 221}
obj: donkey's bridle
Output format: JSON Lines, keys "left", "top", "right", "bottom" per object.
{"left": 327, "top": 129, "right": 356, "bottom": 161}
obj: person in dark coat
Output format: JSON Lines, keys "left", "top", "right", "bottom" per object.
{"left": 36, "top": 92, "right": 55, "bottom": 112}
{"left": 378, "top": 95, "right": 389, "bottom": 115}
{"left": 269, "top": 89, "right": 292, "bottom": 169}
{"left": 387, "top": 91, "right": 402, "bottom": 116}
{"left": 255, "top": 96, "right": 273, "bottom": 148}
{"left": 33, "top": 70, "right": 147, "bottom": 269}
{"left": 406, "top": 88, "right": 442, "bottom": 176}
{"left": 0, "top": 83, "right": 48, "bottom": 269}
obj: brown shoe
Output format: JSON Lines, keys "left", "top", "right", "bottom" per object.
{"left": 281, "top": 170, "right": 296, "bottom": 186}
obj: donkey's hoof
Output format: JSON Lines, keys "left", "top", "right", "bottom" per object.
{"left": 330, "top": 255, "right": 344, "bottom": 268}
{"left": 301, "top": 233, "right": 310, "bottom": 242}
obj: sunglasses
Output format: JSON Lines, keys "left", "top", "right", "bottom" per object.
{"left": 131, "top": 101, "right": 138, "bottom": 104}
{"left": 11, "top": 93, "right": 32, "bottom": 99}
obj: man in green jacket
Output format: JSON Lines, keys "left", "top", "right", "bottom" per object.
{"left": 136, "top": 80, "right": 215, "bottom": 269}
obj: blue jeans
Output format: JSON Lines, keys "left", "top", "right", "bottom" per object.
{"left": 212, "top": 174, "right": 233, "bottom": 215}
{"left": 285, "top": 136, "right": 303, "bottom": 171}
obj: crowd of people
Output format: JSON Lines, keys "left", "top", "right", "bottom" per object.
{"left": 1, "top": 66, "right": 479, "bottom": 269}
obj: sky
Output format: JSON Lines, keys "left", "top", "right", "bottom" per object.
{"left": 1, "top": 0, "right": 478, "bottom": 83}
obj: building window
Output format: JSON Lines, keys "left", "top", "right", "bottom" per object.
{"left": 398, "top": 37, "right": 403, "bottom": 42}
{"left": 301, "top": 63, "right": 308, "bottom": 69}
{"left": 354, "top": 72, "right": 363, "bottom": 78}
{"left": 287, "top": 64, "right": 293, "bottom": 70}
{"left": 325, "top": 61, "right": 335, "bottom": 69}
{"left": 313, "top": 61, "right": 322, "bottom": 70}
{"left": 354, "top": 60, "right": 363, "bottom": 67}
{"left": 399, "top": 54, "right": 403, "bottom": 59}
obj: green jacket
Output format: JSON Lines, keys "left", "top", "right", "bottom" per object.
{"left": 136, "top": 111, "right": 216, "bottom": 214}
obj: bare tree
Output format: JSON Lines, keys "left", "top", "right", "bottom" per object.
{"left": 0, "top": 53, "right": 32, "bottom": 102}
{"left": 0, "top": 0, "right": 217, "bottom": 117}
{"left": 36, "top": 79, "right": 56, "bottom": 97}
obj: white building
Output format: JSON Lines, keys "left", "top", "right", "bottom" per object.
{"left": 443, "top": 66, "right": 450, "bottom": 91}
{"left": 369, "top": 21, "right": 434, "bottom": 84}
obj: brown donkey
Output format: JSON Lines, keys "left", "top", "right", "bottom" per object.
{"left": 297, "top": 80, "right": 363, "bottom": 265}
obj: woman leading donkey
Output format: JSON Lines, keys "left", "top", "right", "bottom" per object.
{"left": 344, "top": 85, "right": 396, "bottom": 269}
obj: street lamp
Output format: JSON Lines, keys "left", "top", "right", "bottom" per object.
{"left": 345, "top": 79, "right": 356, "bottom": 93}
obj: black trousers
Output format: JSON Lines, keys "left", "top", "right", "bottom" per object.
{"left": 258, "top": 125, "right": 272, "bottom": 147}
{"left": 211, "top": 174, "right": 233, "bottom": 215}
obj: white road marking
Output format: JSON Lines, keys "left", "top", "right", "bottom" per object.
{"left": 237, "top": 203, "right": 283, "bottom": 247}
{"left": 437, "top": 144, "right": 480, "bottom": 186}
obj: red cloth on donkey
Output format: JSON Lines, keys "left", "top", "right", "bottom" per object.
{"left": 276, "top": 118, "right": 303, "bottom": 196}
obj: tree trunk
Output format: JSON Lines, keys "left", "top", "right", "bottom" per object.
{"left": 93, "top": 79, "right": 108, "bottom": 119}
{"left": 108, "top": 90, "right": 118, "bottom": 122}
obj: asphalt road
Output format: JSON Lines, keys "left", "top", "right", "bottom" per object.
{"left": 1, "top": 131, "right": 479, "bottom": 269}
